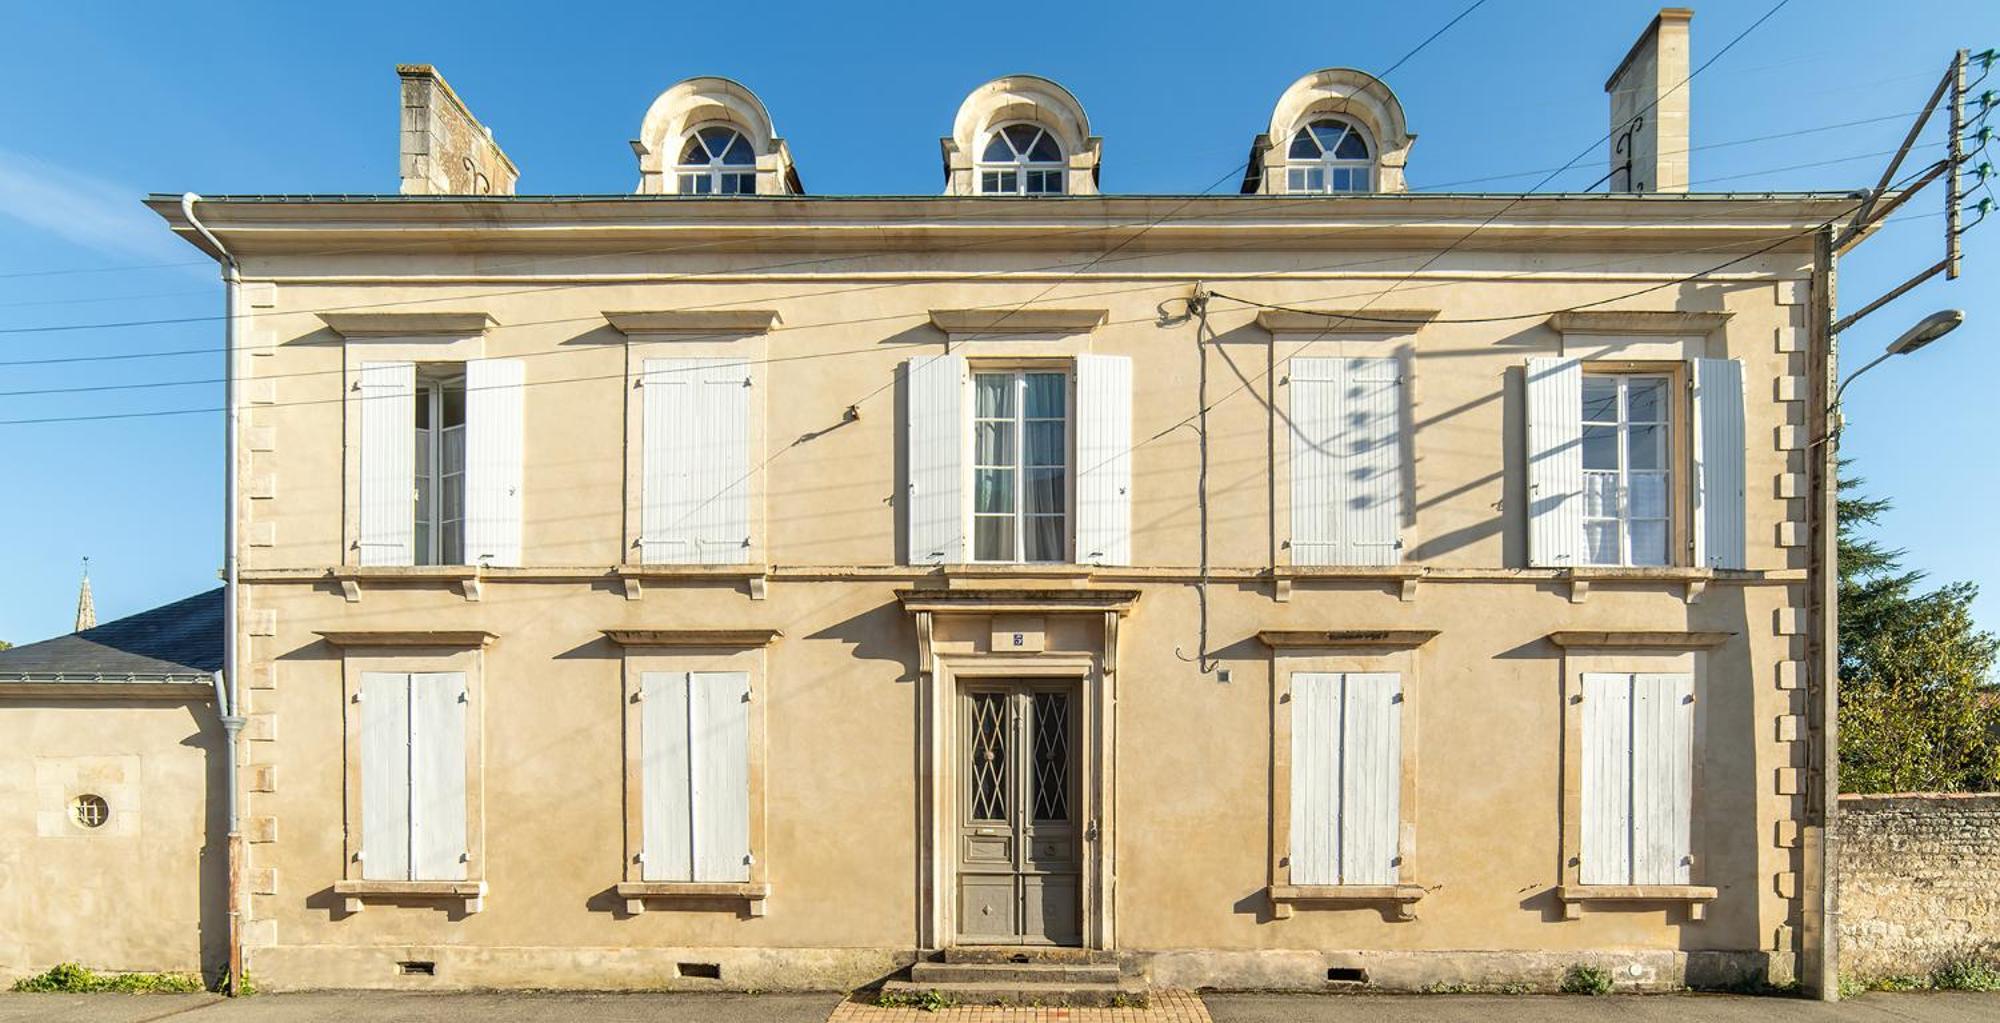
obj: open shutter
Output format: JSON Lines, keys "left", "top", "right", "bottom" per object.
{"left": 1338, "top": 358, "right": 1404, "bottom": 565}
{"left": 358, "top": 671, "right": 411, "bottom": 881}
{"left": 1340, "top": 673, "right": 1403, "bottom": 884}
{"left": 1075, "top": 354, "right": 1132, "bottom": 565}
{"left": 1526, "top": 357, "right": 1584, "bottom": 567}
{"left": 409, "top": 671, "right": 468, "bottom": 881}
{"left": 1630, "top": 673, "right": 1694, "bottom": 885}
{"left": 690, "top": 671, "right": 752, "bottom": 883}
{"left": 463, "top": 358, "right": 524, "bottom": 567}
{"left": 357, "top": 361, "right": 416, "bottom": 566}
{"left": 905, "top": 354, "right": 967, "bottom": 564}
{"left": 1580, "top": 673, "right": 1633, "bottom": 884}
{"left": 640, "top": 671, "right": 693, "bottom": 882}
{"left": 1692, "top": 358, "right": 1747, "bottom": 570}
{"left": 1288, "top": 672, "right": 1338, "bottom": 885}
{"left": 1288, "top": 359, "right": 1341, "bottom": 566}
{"left": 642, "top": 359, "right": 751, "bottom": 564}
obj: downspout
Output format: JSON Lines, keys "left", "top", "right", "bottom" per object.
{"left": 182, "top": 193, "right": 245, "bottom": 996}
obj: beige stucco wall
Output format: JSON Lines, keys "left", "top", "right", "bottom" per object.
{"left": 0, "top": 697, "right": 226, "bottom": 982}
{"left": 177, "top": 196, "right": 1825, "bottom": 990}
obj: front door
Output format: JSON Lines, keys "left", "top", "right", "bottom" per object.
{"left": 956, "top": 681, "right": 1080, "bottom": 945}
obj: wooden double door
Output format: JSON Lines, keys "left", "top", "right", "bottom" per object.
{"left": 955, "top": 681, "right": 1080, "bottom": 945}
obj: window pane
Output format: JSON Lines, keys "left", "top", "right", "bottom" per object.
{"left": 1027, "top": 131, "right": 1062, "bottom": 162}
{"left": 1287, "top": 168, "right": 1311, "bottom": 191}
{"left": 975, "top": 374, "right": 1013, "bottom": 417}
{"left": 1003, "top": 124, "right": 1040, "bottom": 152}
{"left": 1335, "top": 130, "right": 1371, "bottom": 160}
{"left": 1629, "top": 472, "right": 1668, "bottom": 518}
{"left": 981, "top": 136, "right": 1014, "bottom": 162}
{"left": 1627, "top": 425, "right": 1663, "bottom": 470}
{"left": 414, "top": 427, "right": 433, "bottom": 477}
{"left": 442, "top": 523, "right": 463, "bottom": 566}
{"left": 442, "top": 386, "right": 465, "bottom": 427}
{"left": 1331, "top": 168, "right": 1352, "bottom": 192}
{"left": 973, "top": 468, "right": 1013, "bottom": 515}
{"left": 1025, "top": 421, "right": 1065, "bottom": 466}
{"left": 1582, "top": 378, "right": 1619, "bottom": 422}
{"left": 1288, "top": 127, "right": 1320, "bottom": 160}
{"left": 1628, "top": 520, "right": 1669, "bottom": 566}
{"left": 441, "top": 472, "right": 464, "bottom": 523}
{"left": 720, "top": 173, "right": 754, "bottom": 194}
{"left": 974, "top": 516, "right": 1014, "bottom": 561}
{"left": 678, "top": 137, "right": 708, "bottom": 164}
{"left": 698, "top": 125, "right": 736, "bottom": 156}
{"left": 1025, "top": 516, "right": 1065, "bottom": 562}
{"left": 442, "top": 426, "right": 466, "bottom": 475}
{"left": 974, "top": 421, "right": 1013, "bottom": 466}
{"left": 1353, "top": 167, "right": 1372, "bottom": 191}
{"left": 1583, "top": 472, "right": 1618, "bottom": 517}
{"left": 1025, "top": 170, "right": 1064, "bottom": 194}
{"left": 1024, "top": 373, "right": 1066, "bottom": 418}
{"left": 1628, "top": 379, "right": 1666, "bottom": 423}
{"left": 1583, "top": 521, "right": 1620, "bottom": 565}
{"left": 1025, "top": 468, "right": 1066, "bottom": 514}
{"left": 720, "top": 133, "right": 755, "bottom": 166}
{"left": 1310, "top": 121, "right": 1346, "bottom": 152}
{"left": 414, "top": 522, "right": 433, "bottom": 566}
{"left": 1582, "top": 425, "right": 1618, "bottom": 470}
{"left": 682, "top": 175, "right": 712, "bottom": 195}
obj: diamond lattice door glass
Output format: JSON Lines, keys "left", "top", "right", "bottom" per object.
{"left": 957, "top": 682, "right": 1080, "bottom": 945}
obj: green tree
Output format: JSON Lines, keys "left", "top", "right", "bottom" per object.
{"left": 1839, "top": 471, "right": 2000, "bottom": 792}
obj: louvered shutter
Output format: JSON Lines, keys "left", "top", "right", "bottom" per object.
{"left": 1631, "top": 673, "right": 1694, "bottom": 885}
{"left": 1692, "top": 358, "right": 1747, "bottom": 570}
{"left": 1075, "top": 354, "right": 1133, "bottom": 565}
{"left": 1579, "top": 672, "right": 1633, "bottom": 885}
{"left": 357, "top": 361, "right": 416, "bottom": 566}
{"left": 1338, "top": 358, "right": 1403, "bottom": 565}
{"left": 640, "top": 671, "right": 693, "bottom": 882}
{"left": 1526, "top": 357, "right": 1584, "bottom": 567}
{"left": 1289, "top": 359, "right": 1341, "bottom": 565}
{"left": 642, "top": 358, "right": 751, "bottom": 564}
{"left": 905, "top": 354, "right": 967, "bottom": 564}
{"left": 410, "top": 671, "right": 469, "bottom": 881}
{"left": 358, "top": 671, "right": 411, "bottom": 881}
{"left": 1341, "top": 673, "right": 1403, "bottom": 884}
{"left": 463, "top": 358, "right": 524, "bottom": 566}
{"left": 690, "top": 671, "right": 752, "bottom": 883}
{"left": 1288, "top": 672, "right": 1338, "bottom": 885}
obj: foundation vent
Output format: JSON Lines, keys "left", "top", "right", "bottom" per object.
{"left": 676, "top": 962, "right": 722, "bottom": 980}
{"left": 398, "top": 961, "right": 436, "bottom": 976}
{"left": 1326, "top": 967, "right": 1369, "bottom": 985}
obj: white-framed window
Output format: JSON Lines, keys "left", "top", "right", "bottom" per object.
{"left": 357, "top": 358, "right": 523, "bottom": 568}
{"left": 977, "top": 123, "right": 1066, "bottom": 196}
{"left": 676, "top": 124, "right": 757, "bottom": 195}
{"left": 1289, "top": 671, "right": 1403, "bottom": 886}
{"left": 358, "top": 670, "right": 470, "bottom": 882}
{"left": 1579, "top": 671, "right": 1693, "bottom": 886}
{"left": 414, "top": 375, "right": 466, "bottom": 566}
{"left": 972, "top": 370, "right": 1070, "bottom": 562}
{"left": 1581, "top": 373, "right": 1671, "bottom": 567}
{"left": 639, "top": 670, "right": 752, "bottom": 883}
{"left": 1285, "top": 117, "right": 1373, "bottom": 194}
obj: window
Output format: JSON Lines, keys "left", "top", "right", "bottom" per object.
{"left": 676, "top": 125, "right": 757, "bottom": 195}
{"left": 1285, "top": 118, "right": 1373, "bottom": 194}
{"left": 414, "top": 376, "right": 466, "bottom": 566}
{"left": 977, "top": 123, "right": 1066, "bottom": 195}
{"left": 640, "top": 671, "right": 751, "bottom": 883}
{"left": 972, "top": 370, "right": 1069, "bottom": 562}
{"left": 1289, "top": 672, "right": 1401, "bottom": 885}
{"left": 640, "top": 358, "right": 753, "bottom": 564}
{"left": 358, "top": 671, "right": 469, "bottom": 882}
{"left": 1579, "top": 672, "right": 1693, "bottom": 886}
{"left": 1289, "top": 357, "right": 1403, "bottom": 566}
{"left": 69, "top": 794, "right": 109, "bottom": 829}
{"left": 1581, "top": 374, "right": 1671, "bottom": 567}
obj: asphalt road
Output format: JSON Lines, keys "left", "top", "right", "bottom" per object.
{"left": 1204, "top": 992, "right": 2000, "bottom": 1022}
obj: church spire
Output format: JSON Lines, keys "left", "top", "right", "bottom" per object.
{"left": 74, "top": 558, "right": 96, "bottom": 633}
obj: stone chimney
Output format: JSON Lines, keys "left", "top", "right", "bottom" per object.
{"left": 1605, "top": 8, "right": 1692, "bottom": 193}
{"left": 398, "top": 65, "right": 519, "bottom": 195}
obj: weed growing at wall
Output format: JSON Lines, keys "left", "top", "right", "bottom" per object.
{"left": 11, "top": 963, "right": 204, "bottom": 994}
{"left": 1559, "top": 964, "right": 1613, "bottom": 996}
{"left": 1932, "top": 947, "right": 2000, "bottom": 991}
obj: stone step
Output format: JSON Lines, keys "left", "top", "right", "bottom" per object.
{"left": 879, "top": 977, "right": 1148, "bottom": 1009}
{"left": 939, "top": 945, "right": 1117, "bottom": 966}
{"left": 910, "top": 960, "right": 1124, "bottom": 985}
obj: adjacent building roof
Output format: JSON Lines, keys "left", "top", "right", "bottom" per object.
{"left": 0, "top": 588, "right": 223, "bottom": 683}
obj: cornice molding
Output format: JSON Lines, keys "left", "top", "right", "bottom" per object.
{"left": 1256, "top": 629, "right": 1439, "bottom": 650}
{"left": 604, "top": 309, "right": 781, "bottom": 338}
{"left": 1545, "top": 310, "right": 1733, "bottom": 335}
{"left": 1256, "top": 309, "right": 1439, "bottom": 336}
{"left": 897, "top": 587, "right": 1139, "bottom": 616}
{"left": 1545, "top": 630, "right": 1734, "bottom": 650}
{"left": 316, "top": 630, "right": 497, "bottom": 649}
{"left": 929, "top": 308, "right": 1108, "bottom": 338}
{"left": 601, "top": 629, "right": 782, "bottom": 648}
{"left": 318, "top": 312, "right": 496, "bottom": 338}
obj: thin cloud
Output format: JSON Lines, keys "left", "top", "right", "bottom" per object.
{"left": 0, "top": 149, "right": 186, "bottom": 264}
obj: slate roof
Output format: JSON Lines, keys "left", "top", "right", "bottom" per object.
{"left": 0, "top": 588, "right": 223, "bottom": 682}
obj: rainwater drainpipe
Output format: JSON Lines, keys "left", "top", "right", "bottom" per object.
{"left": 182, "top": 193, "right": 245, "bottom": 996}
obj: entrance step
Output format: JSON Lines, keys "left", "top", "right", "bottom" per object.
{"left": 879, "top": 977, "right": 1148, "bottom": 1009}
{"left": 939, "top": 946, "right": 1117, "bottom": 966}
{"left": 911, "top": 961, "right": 1122, "bottom": 985}
{"left": 884, "top": 950, "right": 1145, "bottom": 1007}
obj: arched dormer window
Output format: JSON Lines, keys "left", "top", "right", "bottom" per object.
{"left": 978, "top": 123, "right": 1066, "bottom": 195}
{"left": 1286, "top": 118, "right": 1373, "bottom": 193}
{"left": 676, "top": 125, "right": 758, "bottom": 195}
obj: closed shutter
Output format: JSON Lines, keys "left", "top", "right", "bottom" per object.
{"left": 1339, "top": 359, "right": 1403, "bottom": 565}
{"left": 1289, "top": 359, "right": 1341, "bottom": 566}
{"left": 1580, "top": 672, "right": 1694, "bottom": 885}
{"left": 690, "top": 671, "right": 752, "bottom": 883}
{"left": 1526, "top": 356, "right": 1584, "bottom": 567}
{"left": 1075, "top": 354, "right": 1133, "bottom": 565}
{"left": 1692, "top": 358, "right": 1747, "bottom": 570}
{"left": 1579, "top": 673, "right": 1631, "bottom": 885}
{"left": 1288, "top": 672, "right": 1339, "bottom": 885}
{"left": 357, "top": 361, "right": 416, "bottom": 566}
{"left": 1341, "top": 672, "right": 1403, "bottom": 884}
{"left": 906, "top": 354, "right": 967, "bottom": 564}
{"left": 640, "top": 671, "right": 693, "bottom": 882}
{"left": 463, "top": 358, "right": 524, "bottom": 567}
{"left": 642, "top": 359, "right": 752, "bottom": 564}
{"left": 358, "top": 671, "right": 412, "bottom": 881}
{"left": 409, "top": 672, "right": 469, "bottom": 881}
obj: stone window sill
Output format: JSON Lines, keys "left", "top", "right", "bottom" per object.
{"left": 333, "top": 879, "right": 485, "bottom": 914}
{"left": 615, "top": 881, "right": 770, "bottom": 917}
{"left": 1556, "top": 884, "right": 1717, "bottom": 920}
{"left": 1267, "top": 883, "right": 1426, "bottom": 921}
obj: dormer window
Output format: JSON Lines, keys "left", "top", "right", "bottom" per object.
{"left": 978, "top": 123, "right": 1066, "bottom": 195}
{"left": 1286, "top": 118, "right": 1373, "bottom": 193}
{"left": 676, "top": 125, "right": 758, "bottom": 195}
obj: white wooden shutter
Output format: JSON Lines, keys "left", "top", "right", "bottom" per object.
{"left": 642, "top": 359, "right": 751, "bottom": 564}
{"left": 358, "top": 671, "right": 411, "bottom": 881}
{"left": 905, "top": 354, "right": 967, "bottom": 564}
{"left": 357, "top": 361, "right": 416, "bottom": 566}
{"left": 1289, "top": 359, "right": 1341, "bottom": 566}
{"left": 640, "top": 671, "right": 693, "bottom": 882}
{"left": 1526, "top": 357, "right": 1584, "bottom": 567}
{"left": 1075, "top": 354, "right": 1132, "bottom": 566}
{"left": 689, "top": 670, "right": 752, "bottom": 883}
{"left": 1288, "top": 672, "right": 1338, "bottom": 885}
{"left": 1340, "top": 672, "right": 1403, "bottom": 884}
{"left": 1691, "top": 358, "right": 1747, "bottom": 570}
{"left": 463, "top": 358, "right": 524, "bottom": 567}
{"left": 1579, "top": 672, "right": 1632, "bottom": 885}
{"left": 409, "top": 671, "right": 469, "bottom": 881}
{"left": 1338, "top": 359, "right": 1404, "bottom": 565}
{"left": 1631, "top": 673, "right": 1694, "bottom": 885}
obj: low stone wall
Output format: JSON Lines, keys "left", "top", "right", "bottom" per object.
{"left": 1839, "top": 792, "right": 2000, "bottom": 979}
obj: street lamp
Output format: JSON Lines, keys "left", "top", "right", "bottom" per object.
{"left": 1828, "top": 309, "right": 1964, "bottom": 434}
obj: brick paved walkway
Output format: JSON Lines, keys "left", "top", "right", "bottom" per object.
{"left": 828, "top": 989, "right": 1211, "bottom": 1023}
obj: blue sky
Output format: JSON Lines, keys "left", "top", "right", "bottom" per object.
{"left": 0, "top": 0, "right": 1992, "bottom": 644}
